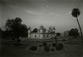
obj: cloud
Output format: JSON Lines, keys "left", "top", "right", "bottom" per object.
{"left": 7, "top": 5, "right": 44, "bottom": 15}
{"left": 26, "top": 10, "right": 68, "bottom": 16}
{"left": 26, "top": 10, "right": 44, "bottom": 15}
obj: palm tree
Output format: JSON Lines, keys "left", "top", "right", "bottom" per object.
{"left": 71, "top": 8, "right": 82, "bottom": 38}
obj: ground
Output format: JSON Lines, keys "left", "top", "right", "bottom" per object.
{"left": 0, "top": 37, "right": 83, "bottom": 57}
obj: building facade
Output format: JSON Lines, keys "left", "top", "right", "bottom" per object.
{"left": 28, "top": 26, "right": 56, "bottom": 39}
{"left": 28, "top": 33, "right": 56, "bottom": 39}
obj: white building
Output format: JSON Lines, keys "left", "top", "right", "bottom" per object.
{"left": 28, "top": 26, "right": 56, "bottom": 39}
{"left": 28, "top": 33, "right": 56, "bottom": 39}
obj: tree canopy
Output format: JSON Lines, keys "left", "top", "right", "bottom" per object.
{"left": 71, "top": 8, "right": 80, "bottom": 17}
{"left": 56, "top": 32, "right": 61, "bottom": 37}
{"left": 32, "top": 28, "right": 38, "bottom": 33}
{"left": 68, "top": 28, "right": 79, "bottom": 37}
{"left": 5, "top": 17, "right": 28, "bottom": 39}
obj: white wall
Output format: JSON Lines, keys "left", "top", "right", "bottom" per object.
{"left": 28, "top": 33, "right": 56, "bottom": 39}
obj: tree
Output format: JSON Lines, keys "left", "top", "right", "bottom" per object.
{"left": 68, "top": 28, "right": 79, "bottom": 38}
{"left": 71, "top": 8, "right": 82, "bottom": 38}
{"left": 56, "top": 32, "right": 61, "bottom": 37}
{"left": 0, "top": 28, "right": 3, "bottom": 37}
{"left": 5, "top": 17, "right": 28, "bottom": 45}
{"left": 32, "top": 28, "right": 38, "bottom": 33}
{"left": 48, "top": 26, "right": 56, "bottom": 33}
{"left": 20, "top": 24, "right": 28, "bottom": 37}
{"left": 48, "top": 26, "right": 52, "bottom": 33}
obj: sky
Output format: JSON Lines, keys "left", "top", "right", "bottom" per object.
{"left": 0, "top": 0, "right": 83, "bottom": 32}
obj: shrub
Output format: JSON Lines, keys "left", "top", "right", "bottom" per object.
{"left": 43, "top": 42, "right": 47, "bottom": 47}
{"left": 49, "top": 44, "right": 51, "bottom": 47}
{"left": 29, "top": 46, "right": 37, "bottom": 51}
{"left": 39, "top": 45, "right": 42, "bottom": 47}
{"left": 52, "top": 43, "right": 56, "bottom": 47}
{"left": 62, "top": 39, "right": 66, "bottom": 41}
{"left": 56, "top": 44, "right": 63, "bottom": 51}
{"left": 51, "top": 48, "right": 55, "bottom": 52}
{"left": 44, "top": 46, "right": 50, "bottom": 52}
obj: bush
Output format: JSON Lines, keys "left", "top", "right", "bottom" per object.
{"left": 62, "top": 39, "right": 66, "bottom": 41}
{"left": 12, "top": 38, "right": 15, "bottom": 40}
{"left": 44, "top": 46, "right": 50, "bottom": 52}
{"left": 49, "top": 44, "right": 51, "bottom": 47}
{"left": 56, "top": 44, "right": 63, "bottom": 51}
{"left": 29, "top": 46, "right": 37, "bottom": 51}
{"left": 39, "top": 45, "right": 42, "bottom": 47}
{"left": 43, "top": 42, "right": 47, "bottom": 47}
{"left": 52, "top": 43, "right": 56, "bottom": 47}
{"left": 18, "top": 39, "right": 21, "bottom": 42}
{"left": 14, "top": 43, "right": 22, "bottom": 46}
{"left": 51, "top": 48, "right": 55, "bottom": 52}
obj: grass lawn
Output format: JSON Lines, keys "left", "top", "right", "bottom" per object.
{"left": 1, "top": 37, "right": 83, "bottom": 57}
